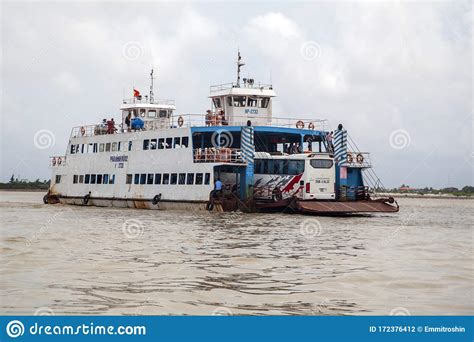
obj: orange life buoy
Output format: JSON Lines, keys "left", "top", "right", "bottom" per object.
{"left": 347, "top": 153, "right": 353, "bottom": 163}
{"left": 177, "top": 116, "right": 184, "bottom": 127}
{"left": 52, "top": 157, "right": 56, "bottom": 166}
{"left": 308, "top": 122, "right": 315, "bottom": 130}
{"left": 356, "top": 153, "right": 364, "bottom": 164}
{"left": 80, "top": 126, "right": 86, "bottom": 136}
{"left": 296, "top": 120, "right": 304, "bottom": 129}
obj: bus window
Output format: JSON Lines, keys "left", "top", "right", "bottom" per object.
{"left": 288, "top": 160, "right": 305, "bottom": 175}
{"left": 310, "top": 159, "right": 333, "bottom": 169}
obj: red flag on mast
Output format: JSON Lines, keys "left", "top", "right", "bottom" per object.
{"left": 133, "top": 88, "right": 140, "bottom": 98}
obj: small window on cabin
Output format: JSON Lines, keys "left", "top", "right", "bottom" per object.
{"left": 186, "top": 173, "right": 194, "bottom": 185}
{"left": 148, "top": 110, "right": 156, "bottom": 118}
{"left": 140, "top": 174, "right": 146, "bottom": 185}
{"left": 247, "top": 97, "right": 258, "bottom": 107}
{"left": 81, "top": 144, "right": 84, "bottom": 153}
{"left": 103, "top": 174, "right": 109, "bottom": 184}
{"left": 158, "top": 138, "right": 165, "bottom": 149}
{"left": 110, "top": 175, "right": 115, "bottom": 184}
{"left": 70, "top": 145, "right": 75, "bottom": 154}
{"left": 85, "top": 174, "right": 90, "bottom": 184}
{"left": 97, "top": 174, "right": 102, "bottom": 184}
{"left": 165, "top": 138, "right": 172, "bottom": 149}
{"left": 79, "top": 175, "right": 84, "bottom": 183}
{"left": 233, "top": 96, "right": 246, "bottom": 107}
{"left": 173, "top": 137, "right": 180, "bottom": 148}
{"left": 55, "top": 175, "right": 61, "bottom": 184}
{"left": 99, "top": 143, "right": 104, "bottom": 153}
{"left": 90, "top": 174, "right": 96, "bottom": 184}
{"left": 204, "top": 173, "right": 211, "bottom": 185}
{"left": 178, "top": 173, "right": 186, "bottom": 185}
{"left": 93, "top": 143, "right": 98, "bottom": 153}
{"left": 112, "top": 142, "right": 117, "bottom": 152}
{"left": 105, "top": 143, "right": 111, "bottom": 152}
{"left": 143, "top": 139, "right": 150, "bottom": 150}
{"left": 195, "top": 173, "right": 203, "bottom": 185}
{"left": 213, "top": 98, "right": 222, "bottom": 109}
{"left": 163, "top": 173, "right": 170, "bottom": 184}
{"left": 181, "top": 137, "right": 189, "bottom": 148}
{"left": 128, "top": 141, "right": 133, "bottom": 151}
{"left": 170, "top": 173, "right": 177, "bottom": 185}
{"left": 126, "top": 174, "right": 132, "bottom": 184}
{"left": 134, "top": 174, "right": 140, "bottom": 184}
{"left": 310, "top": 159, "right": 333, "bottom": 169}
{"left": 147, "top": 174, "right": 154, "bottom": 184}
{"left": 159, "top": 110, "right": 167, "bottom": 118}
{"left": 73, "top": 175, "right": 78, "bottom": 184}
{"left": 150, "top": 139, "right": 157, "bottom": 150}
{"left": 154, "top": 173, "right": 161, "bottom": 184}
{"left": 260, "top": 97, "right": 270, "bottom": 108}
{"left": 226, "top": 96, "right": 233, "bottom": 107}
{"left": 140, "top": 109, "right": 146, "bottom": 118}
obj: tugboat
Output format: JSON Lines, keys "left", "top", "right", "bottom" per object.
{"left": 45, "top": 53, "right": 398, "bottom": 214}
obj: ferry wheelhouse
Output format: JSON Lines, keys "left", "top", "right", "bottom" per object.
{"left": 45, "top": 54, "right": 398, "bottom": 214}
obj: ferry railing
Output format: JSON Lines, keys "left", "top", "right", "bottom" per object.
{"left": 49, "top": 156, "right": 66, "bottom": 167}
{"left": 193, "top": 148, "right": 244, "bottom": 163}
{"left": 122, "top": 98, "right": 175, "bottom": 106}
{"left": 345, "top": 152, "right": 371, "bottom": 168}
{"left": 210, "top": 82, "right": 273, "bottom": 93}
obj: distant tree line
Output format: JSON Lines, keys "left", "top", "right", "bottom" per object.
{"left": 0, "top": 174, "right": 50, "bottom": 190}
{"left": 385, "top": 185, "right": 474, "bottom": 197}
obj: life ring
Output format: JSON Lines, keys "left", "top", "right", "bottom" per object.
{"left": 356, "top": 153, "right": 364, "bottom": 164}
{"left": 43, "top": 194, "right": 49, "bottom": 204}
{"left": 80, "top": 126, "right": 86, "bottom": 136}
{"left": 83, "top": 194, "right": 90, "bottom": 205}
{"left": 296, "top": 120, "right": 304, "bottom": 129}
{"left": 177, "top": 116, "right": 184, "bottom": 127}
{"left": 308, "top": 122, "right": 315, "bottom": 130}
{"left": 152, "top": 194, "right": 162, "bottom": 205}
{"left": 52, "top": 157, "right": 56, "bottom": 166}
{"left": 57, "top": 157, "right": 62, "bottom": 165}
{"left": 347, "top": 153, "right": 353, "bottom": 163}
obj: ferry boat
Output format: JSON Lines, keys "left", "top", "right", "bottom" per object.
{"left": 45, "top": 53, "right": 398, "bottom": 214}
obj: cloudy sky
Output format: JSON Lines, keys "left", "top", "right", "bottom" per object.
{"left": 0, "top": 1, "right": 472, "bottom": 188}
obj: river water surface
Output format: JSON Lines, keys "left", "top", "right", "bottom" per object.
{"left": 0, "top": 191, "right": 472, "bottom": 315}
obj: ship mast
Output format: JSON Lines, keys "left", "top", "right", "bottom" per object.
{"left": 149, "top": 68, "right": 155, "bottom": 103}
{"left": 236, "top": 50, "right": 245, "bottom": 88}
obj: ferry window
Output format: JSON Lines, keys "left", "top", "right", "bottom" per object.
{"left": 159, "top": 110, "right": 167, "bottom": 118}
{"left": 70, "top": 145, "right": 75, "bottom": 154}
{"left": 226, "top": 96, "right": 233, "bottom": 107}
{"left": 143, "top": 139, "right": 150, "bottom": 150}
{"left": 134, "top": 174, "right": 140, "bottom": 185}
{"left": 85, "top": 174, "right": 90, "bottom": 184}
{"left": 97, "top": 174, "right": 102, "bottom": 184}
{"left": 247, "top": 97, "right": 258, "bottom": 107}
{"left": 288, "top": 160, "right": 305, "bottom": 175}
{"left": 73, "top": 175, "right": 78, "bottom": 184}
{"left": 103, "top": 174, "right": 109, "bottom": 184}
{"left": 173, "top": 137, "right": 180, "bottom": 148}
{"left": 81, "top": 144, "right": 84, "bottom": 153}
{"left": 204, "top": 173, "right": 210, "bottom": 185}
{"left": 213, "top": 98, "right": 221, "bottom": 109}
{"left": 154, "top": 173, "right": 161, "bottom": 184}
{"left": 260, "top": 97, "right": 270, "bottom": 108}
{"left": 126, "top": 174, "right": 132, "bottom": 184}
{"left": 163, "top": 173, "right": 170, "bottom": 184}
{"left": 186, "top": 173, "right": 194, "bottom": 185}
{"left": 128, "top": 141, "right": 132, "bottom": 151}
{"left": 150, "top": 139, "right": 157, "bottom": 150}
{"left": 158, "top": 138, "right": 165, "bottom": 149}
{"left": 112, "top": 142, "right": 117, "bottom": 152}
{"left": 170, "top": 173, "right": 178, "bottom": 185}
{"left": 147, "top": 174, "right": 154, "bottom": 184}
{"left": 181, "top": 137, "right": 189, "bottom": 148}
{"left": 196, "top": 173, "right": 203, "bottom": 185}
{"left": 165, "top": 138, "right": 172, "bottom": 149}
{"left": 55, "top": 175, "right": 61, "bottom": 184}
{"left": 99, "top": 143, "right": 104, "bottom": 153}
{"left": 110, "top": 175, "right": 115, "bottom": 184}
{"left": 233, "top": 96, "right": 246, "bottom": 107}
{"left": 178, "top": 173, "right": 186, "bottom": 184}
{"left": 104, "top": 143, "right": 110, "bottom": 152}
{"left": 140, "top": 174, "right": 146, "bottom": 185}
{"left": 91, "top": 174, "right": 96, "bottom": 184}
{"left": 140, "top": 109, "right": 146, "bottom": 118}
{"left": 310, "top": 159, "right": 333, "bottom": 169}
{"left": 148, "top": 110, "right": 156, "bottom": 118}
{"left": 79, "top": 175, "right": 84, "bottom": 183}
{"left": 93, "top": 143, "right": 98, "bottom": 153}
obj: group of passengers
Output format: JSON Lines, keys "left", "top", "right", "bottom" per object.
{"left": 205, "top": 109, "right": 228, "bottom": 126}
{"left": 96, "top": 118, "right": 117, "bottom": 135}
{"left": 284, "top": 142, "right": 303, "bottom": 155}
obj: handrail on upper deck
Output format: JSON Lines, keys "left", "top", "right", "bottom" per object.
{"left": 210, "top": 82, "right": 273, "bottom": 93}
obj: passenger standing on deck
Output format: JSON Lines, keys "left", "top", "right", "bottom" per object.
{"left": 205, "top": 110, "right": 212, "bottom": 126}
{"left": 107, "top": 118, "right": 116, "bottom": 134}
{"left": 327, "top": 131, "right": 334, "bottom": 152}
{"left": 125, "top": 113, "right": 131, "bottom": 131}
{"left": 214, "top": 178, "right": 223, "bottom": 198}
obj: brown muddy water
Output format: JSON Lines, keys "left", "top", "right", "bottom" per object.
{"left": 0, "top": 191, "right": 472, "bottom": 315}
